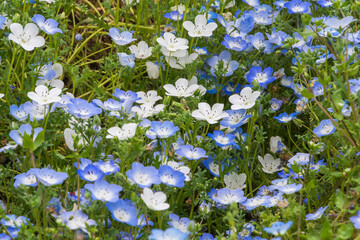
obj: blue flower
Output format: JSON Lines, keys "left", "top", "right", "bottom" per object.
{"left": 164, "top": 11, "right": 184, "bottom": 21}
{"left": 277, "top": 183, "right": 302, "bottom": 194}
{"left": 242, "top": 0, "right": 260, "bottom": 7}
{"left": 126, "top": 162, "right": 161, "bottom": 188}
{"left": 242, "top": 196, "right": 271, "bottom": 211}
{"left": 75, "top": 34, "right": 82, "bottom": 41}
{"left": 14, "top": 169, "right": 37, "bottom": 188}
{"left": 203, "top": 157, "right": 227, "bottom": 177}
{"left": 73, "top": 158, "right": 93, "bottom": 170}
{"left": 211, "top": 188, "right": 247, "bottom": 205}
{"left": 248, "top": 32, "right": 273, "bottom": 52}
{"left": 0, "top": 233, "right": 11, "bottom": 240}
{"left": 175, "top": 145, "right": 208, "bottom": 160}
{"left": 84, "top": 179, "right": 122, "bottom": 202}
{"left": 220, "top": 109, "right": 252, "bottom": 128}
{"left": 312, "top": 80, "right": 326, "bottom": 96}
{"left": 247, "top": 66, "right": 276, "bottom": 88}
{"left": 67, "top": 98, "right": 102, "bottom": 119}
{"left": 158, "top": 165, "right": 185, "bottom": 187}
{"left": 312, "top": 119, "right": 336, "bottom": 137}
{"left": 284, "top": 0, "right": 312, "bottom": 14}
{"left": 77, "top": 164, "right": 104, "bottom": 182}
{"left": 33, "top": 168, "right": 68, "bottom": 186}
{"left": 1, "top": 215, "right": 30, "bottom": 228}
{"left": 147, "top": 121, "right": 179, "bottom": 139}
{"left": 32, "top": 14, "right": 62, "bottom": 35}
{"left": 273, "top": 112, "right": 297, "bottom": 123}
{"left": 108, "top": 28, "right": 136, "bottom": 46}
{"left": 306, "top": 206, "right": 328, "bottom": 220}
{"left": 167, "top": 214, "right": 194, "bottom": 233}
{"left": 118, "top": 53, "right": 135, "bottom": 68}
{"left": 316, "top": 0, "right": 332, "bottom": 7}
{"left": 350, "top": 210, "right": 360, "bottom": 229}
{"left": 221, "top": 35, "right": 248, "bottom": 52}
{"left": 235, "top": 13, "right": 254, "bottom": 33}
{"left": 270, "top": 98, "right": 283, "bottom": 111}
{"left": 93, "top": 160, "right": 120, "bottom": 175}
{"left": 208, "top": 131, "right": 236, "bottom": 147}
{"left": 148, "top": 228, "right": 189, "bottom": 240}
{"left": 194, "top": 46, "right": 208, "bottom": 55}
{"left": 263, "top": 221, "right": 293, "bottom": 236}
{"left": 0, "top": 16, "right": 6, "bottom": 29}
{"left": 199, "top": 233, "right": 215, "bottom": 240}
{"left": 113, "top": 89, "right": 139, "bottom": 114}
{"left": 206, "top": 50, "right": 239, "bottom": 77}
{"left": 9, "top": 124, "right": 43, "bottom": 146}
{"left": 106, "top": 199, "right": 138, "bottom": 226}
{"left": 266, "top": 27, "right": 290, "bottom": 46}
{"left": 10, "top": 104, "right": 29, "bottom": 121}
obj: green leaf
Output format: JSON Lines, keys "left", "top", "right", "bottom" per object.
{"left": 22, "top": 132, "right": 34, "bottom": 151}
{"left": 336, "top": 223, "right": 354, "bottom": 239}
{"left": 301, "top": 89, "right": 315, "bottom": 99}
{"left": 348, "top": 63, "right": 359, "bottom": 77}
{"left": 33, "top": 130, "right": 45, "bottom": 151}
{"left": 321, "top": 219, "right": 333, "bottom": 240}
{"left": 335, "top": 191, "right": 345, "bottom": 209}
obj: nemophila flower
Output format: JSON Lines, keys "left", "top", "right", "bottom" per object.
{"left": 0, "top": 233, "right": 10, "bottom": 240}
{"left": 126, "top": 162, "right": 161, "bottom": 188}
{"left": 229, "top": 87, "right": 260, "bottom": 110}
{"left": 251, "top": 10, "right": 275, "bottom": 26}
{"left": 167, "top": 52, "right": 199, "bottom": 70}
{"left": 84, "top": 179, "right": 122, "bottom": 202}
{"left": 9, "top": 124, "right": 43, "bottom": 146}
{"left": 263, "top": 192, "right": 285, "bottom": 208}
{"left": 136, "top": 90, "right": 162, "bottom": 105}
{"left": 106, "top": 199, "right": 137, "bottom": 226}
{"left": 306, "top": 206, "right": 328, "bottom": 221}
{"left": 284, "top": 0, "right": 312, "bottom": 14}
{"left": 349, "top": 78, "right": 360, "bottom": 95}
{"left": 269, "top": 178, "right": 289, "bottom": 192}
{"left": 258, "top": 154, "right": 282, "bottom": 174}
{"left": 273, "top": 112, "right": 297, "bottom": 123}
{"left": 270, "top": 136, "right": 286, "bottom": 153}
{"left": 33, "top": 168, "right": 68, "bottom": 186}
{"left": 158, "top": 165, "right": 185, "bottom": 187}
{"left": 206, "top": 50, "right": 239, "bottom": 77}
{"left": 243, "top": 0, "right": 260, "bottom": 7}
{"left": 164, "top": 11, "right": 184, "bottom": 21}
{"left": 324, "top": 16, "right": 356, "bottom": 31}
{"left": 61, "top": 210, "right": 96, "bottom": 233}
{"left": 208, "top": 131, "right": 236, "bottom": 147}
{"left": 221, "top": 35, "right": 248, "bottom": 52}
{"left": 176, "top": 145, "right": 208, "bottom": 160}
{"left": 67, "top": 98, "right": 102, "bottom": 119}
{"left": 0, "top": 16, "right": 6, "bottom": 29}
{"left": 194, "top": 46, "right": 208, "bottom": 55}
{"left": 247, "top": 66, "right": 276, "bottom": 88}
{"left": 93, "top": 160, "right": 120, "bottom": 175}
{"left": 199, "top": 233, "right": 215, "bottom": 240}
{"left": 167, "top": 214, "right": 194, "bottom": 233}
{"left": 192, "top": 102, "right": 228, "bottom": 124}
{"left": 9, "top": 23, "right": 45, "bottom": 51}
{"left": 146, "top": 121, "right": 179, "bottom": 139}
{"left": 146, "top": 61, "right": 160, "bottom": 79}
{"left": 263, "top": 221, "right": 293, "bottom": 236}
{"left": 163, "top": 78, "right": 199, "bottom": 98}
{"left": 131, "top": 103, "right": 165, "bottom": 119}
{"left": 224, "top": 172, "right": 246, "bottom": 190}
{"left": 220, "top": 109, "right": 252, "bottom": 128}
{"left": 277, "top": 183, "right": 302, "bottom": 194}
{"left": 167, "top": 161, "right": 191, "bottom": 181}
{"left": 118, "top": 53, "right": 135, "bottom": 68}
{"left": 129, "top": 41, "right": 152, "bottom": 59}
{"left": 77, "top": 164, "right": 104, "bottom": 182}
{"left": 14, "top": 169, "right": 37, "bottom": 188}
{"left": 27, "top": 85, "right": 61, "bottom": 105}
{"left": 313, "top": 119, "right": 336, "bottom": 137}
{"left": 141, "top": 188, "right": 170, "bottom": 211}
{"left": 350, "top": 210, "right": 360, "bottom": 229}
{"left": 242, "top": 196, "right": 271, "bottom": 211}
{"left": 75, "top": 33, "right": 82, "bottom": 41}
{"left": 1, "top": 215, "right": 29, "bottom": 228}
{"left": 266, "top": 27, "right": 290, "bottom": 46}
{"left": 270, "top": 98, "right": 282, "bottom": 111}
{"left": 248, "top": 32, "right": 273, "bottom": 52}
{"left": 183, "top": 14, "right": 217, "bottom": 37}
{"left": 235, "top": 13, "right": 254, "bottom": 34}
{"left": 212, "top": 188, "right": 247, "bottom": 205}
{"left": 317, "top": 0, "right": 333, "bottom": 7}
{"left": 108, "top": 28, "right": 136, "bottom": 45}
{"left": 0, "top": 143, "right": 18, "bottom": 153}
{"left": 199, "top": 201, "right": 211, "bottom": 213}
{"left": 9, "top": 104, "right": 28, "bottom": 121}
{"left": 149, "top": 228, "right": 188, "bottom": 240}
{"left": 36, "top": 62, "right": 64, "bottom": 89}
{"left": 288, "top": 153, "right": 311, "bottom": 167}
{"left": 106, "top": 123, "right": 138, "bottom": 140}
{"left": 157, "top": 32, "right": 188, "bottom": 54}
{"left": 92, "top": 99, "right": 123, "bottom": 113}
{"left": 32, "top": 15, "right": 62, "bottom": 35}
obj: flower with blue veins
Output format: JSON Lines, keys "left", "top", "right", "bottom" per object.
{"left": 263, "top": 221, "right": 293, "bottom": 236}
{"left": 9, "top": 124, "right": 43, "bottom": 146}
{"left": 77, "top": 164, "right": 104, "bottom": 182}
{"left": 221, "top": 35, "right": 248, "bottom": 52}
{"left": 9, "top": 104, "right": 29, "bottom": 121}
{"left": 158, "top": 165, "right": 185, "bottom": 187}
{"left": 248, "top": 32, "right": 273, "bottom": 53}
{"left": 32, "top": 14, "right": 62, "bottom": 35}
{"left": 164, "top": 11, "right": 184, "bottom": 21}
{"left": 284, "top": 0, "right": 312, "bottom": 14}
{"left": 106, "top": 199, "right": 138, "bottom": 226}
{"left": 306, "top": 206, "right": 328, "bottom": 220}
{"left": 242, "top": 0, "right": 260, "bottom": 7}
{"left": 208, "top": 131, "right": 236, "bottom": 147}
{"left": 118, "top": 53, "right": 135, "bottom": 68}
{"left": 317, "top": 0, "right": 333, "bottom": 7}
{"left": 270, "top": 98, "right": 282, "bottom": 111}
{"left": 273, "top": 112, "right": 297, "bottom": 123}
{"left": 313, "top": 119, "right": 336, "bottom": 137}
{"left": 206, "top": 50, "right": 239, "bottom": 77}
{"left": 126, "top": 162, "right": 161, "bottom": 188}
{"left": 93, "top": 160, "right": 120, "bottom": 175}
{"left": 61, "top": 210, "right": 96, "bottom": 233}
{"left": 175, "top": 145, "right": 208, "bottom": 160}
{"left": 211, "top": 188, "right": 247, "bottom": 205}
{"left": 242, "top": 195, "right": 271, "bottom": 211}
{"left": 234, "top": 13, "right": 254, "bottom": 34}
{"left": 13, "top": 169, "right": 37, "bottom": 188}
{"left": 33, "top": 168, "right": 68, "bottom": 186}
{"left": 167, "top": 214, "right": 194, "bottom": 233}
{"left": 84, "top": 179, "right": 122, "bottom": 202}
{"left": 247, "top": 66, "right": 276, "bottom": 88}
{"left": 147, "top": 121, "right": 179, "bottom": 139}
{"left": 203, "top": 157, "right": 225, "bottom": 177}
{"left": 277, "top": 183, "right": 302, "bottom": 194}
{"left": 108, "top": 28, "right": 136, "bottom": 45}
{"left": 148, "top": 228, "right": 189, "bottom": 240}
{"left": 66, "top": 98, "right": 102, "bottom": 119}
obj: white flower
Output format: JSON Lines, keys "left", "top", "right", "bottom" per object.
{"left": 157, "top": 32, "right": 189, "bottom": 53}
{"left": 9, "top": 23, "right": 45, "bottom": 51}
{"left": 229, "top": 87, "right": 260, "bottom": 110}
{"left": 64, "top": 128, "right": 86, "bottom": 151}
{"left": 166, "top": 52, "right": 198, "bottom": 69}
{"left": 39, "top": 0, "right": 55, "bottom": 3}
{"left": 136, "top": 90, "right": 162, "bottom": 105}
{"left": 192, "top": 102, "right": 229, "bottom": 124}
{"left": 36, "top": 63, "right": 64, "bottom": 89}
{"left": 131, "top": 103, "right": 165, "bottom": 119}
{"left": 129, "top": 41, "right": 152, "bottom": 59}
{"left": 0, "top": 93, "right": 4, "bottom": 99}
{"left": 27, "top": 85, "right": 61, "bottom": 105}
{"left": 324, "top": 16, "right": 356, "bottom": 30}
{"left": 224, "top": 172, "right": 247, "bottom": 189}
{"left": 171, "top": 4, "right": 186, "bottom": 14}
{"left": 141, "top": 188, "right": 170, "bottom": 211}
{"left": 258, "top": 154, "right": 282, "bottom": 174}
{"left": 167, "top": 161, "right": 191, "bottom": 181}
{"left": 183, "top": 14, "right": 217, "bottom": 37}
{"left": 146, "top": 62, "right": 160, "bottom": 79}
{"left": 163, "top": 78, "right": 199, "bottom": 97}
{"left": 270, "top": 136, "right": 286, "bottom": 153}
{"left": 106, "top": 123, "right": 137, "bottom": 140}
